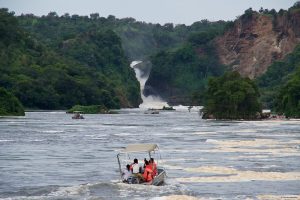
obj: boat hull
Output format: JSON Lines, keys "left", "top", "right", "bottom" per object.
{"left": 125, "top": 168, "right": 166, "bottom": 186}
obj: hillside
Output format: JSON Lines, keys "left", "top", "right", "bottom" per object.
{"left": 146, "top": 29, "right": 227, "bottom": 105}
{"left": 1, "top": 4, "right": 300, "bottom": 110}
{"left": 0, "top": 8, "right": 141, "bottom": 110}
{"left": 215, "top": 6, "right": 300, "bottom": 79}
{"left": 15, "top": 11, "right": 228, "bottom": 107}
{"left": 145, "top": 4, "right": 300, "bottom": 106}
{"left": 18, "top": 13, "right": 228, "bottom": 61}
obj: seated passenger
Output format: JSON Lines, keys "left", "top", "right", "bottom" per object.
{"left": 143, "top": 160, "right": 153, "bottom": 182}
{"left": 143, "top": 158, "right": 148, "bottom": 169}
{"left": 149, "top": 158, "right": 157, "bottom": 176}
{"left": 130, "top": 158, "right": 144, "bottom": 182}
{"left": 122, "top": 164, "right": 132, "bottom": 182}
{"left": 130, "top": 158, "right": 140, "bottom": 173}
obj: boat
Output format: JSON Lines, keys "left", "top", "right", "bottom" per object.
{"left": 117, "top": 144, "right": 166, "bottom": 186}
{"left": 144, "top": 109, "right": 159, "bottom": 114}
{"left": 72, "top": 111, "right": 84, "bottom": 119}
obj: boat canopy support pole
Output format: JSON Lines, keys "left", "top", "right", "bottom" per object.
{"left": 117, "top": 153, "right": 123, "bottom": 180}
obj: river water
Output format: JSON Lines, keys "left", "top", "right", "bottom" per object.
{"left": 0, "top": 109, "right": 300, "bottom": 200}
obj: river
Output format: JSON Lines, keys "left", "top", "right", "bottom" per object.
{"left": 0, "top": 109, "right": 299, "bottom": 200}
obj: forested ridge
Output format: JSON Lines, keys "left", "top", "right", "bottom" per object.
{"left": 1, "top": 3, "right": 300, "bottom": 117}
{"left": 0, "top": 8, "right": 141, "bottom": 111}
{"left": 17, "top": 11, "right": 228, "bottom": 61}
{"left": 0, "top": 8, "right": 228, "bottom": 112}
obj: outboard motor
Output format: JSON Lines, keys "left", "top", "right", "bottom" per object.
{"left": 127, "top": 176, "right": 140, "bottom": 184}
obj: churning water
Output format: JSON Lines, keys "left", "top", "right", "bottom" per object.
{"left": 0, "top": 110, "right": 300, "bottom": 200}
{"left": 130, "top": 61, "right": 169, "bottom": 109}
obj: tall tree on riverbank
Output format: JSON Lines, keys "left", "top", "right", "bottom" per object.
{"left": 203, "top": 72, "right": 261, "bottom": 119}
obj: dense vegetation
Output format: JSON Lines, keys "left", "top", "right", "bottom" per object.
{"left": 257, "top": 45, "right": 300, "bottom": 109}
{"left": 203, "top": 72, "right": 261, "bottom": 120}
{"left": 1, "top": 4, "right": 299, "bottom": 116}
{"left": 18, "top": 13, "right": 228, "bottom": 61}
{"left": 274, "top": 66, "right": 300, "bottom": 118}
{"left": 0, "top": 8, "right": 141, "bottom": 110}
{"left": 146, "top": 25, "right": 227, "bottom": 105}
{"left": 0, "top": 87, "right": 24, "bottom": 116}
{"left": 4, "top": 10, "right": 231, "bottom": 110}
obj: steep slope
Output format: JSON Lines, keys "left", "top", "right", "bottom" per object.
{"left": 215, "top": 7, "right": 300, "bottom": 78}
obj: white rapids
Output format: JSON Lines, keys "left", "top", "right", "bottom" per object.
{"left": 131, "top": 61, "right": 169, "bottom": 109}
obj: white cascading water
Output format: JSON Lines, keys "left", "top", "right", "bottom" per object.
{"left": 130, "top": 61, "right": 169, "bottom": 109}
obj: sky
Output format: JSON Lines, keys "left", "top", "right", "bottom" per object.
{"left": 0, "top": 0, "right": 296, "bottom": 25}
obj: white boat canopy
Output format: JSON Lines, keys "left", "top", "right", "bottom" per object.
{"left": 122, "top": 144, "right": 158, "bottom": 153}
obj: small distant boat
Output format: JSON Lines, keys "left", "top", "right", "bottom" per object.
{"left": 144, "top": 109, "right": 159, "bottom": 114}
{"left": 72, "top": 111, "right": 84, "bottom": 119}
{"left": 117, "top": 144, "right": 166, "bottom": 186}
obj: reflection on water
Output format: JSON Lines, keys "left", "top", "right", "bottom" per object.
{"left": 0, "top": 110, "right": 299, "bottom": 199}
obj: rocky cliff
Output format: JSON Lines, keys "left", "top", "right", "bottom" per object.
{"left": 215, "top": 9, "right": 300, "bottom": 78}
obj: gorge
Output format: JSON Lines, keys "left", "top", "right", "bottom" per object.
{"left": 130, "top": 61, "right": 168, "bottom": 109}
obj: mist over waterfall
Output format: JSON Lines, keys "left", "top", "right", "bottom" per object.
{"left": 130, "top": 61, "right": 169, "bottom": 109}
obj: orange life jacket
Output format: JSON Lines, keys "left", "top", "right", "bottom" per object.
{"left": 149, "top": 162, "right": 157, "bottom": 176}
{"left": 143, "top": 165, "right": 153, "bottom": 182}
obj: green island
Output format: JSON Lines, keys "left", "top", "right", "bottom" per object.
{"left": 202, "top": 72, "right": 261, "bottom": 120}
{"left": 67, "top": 105, "right": 118, "bottom": 114}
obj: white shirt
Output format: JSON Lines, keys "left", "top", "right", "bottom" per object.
{"left": 132, "top": 163, "right": 140, "bottom": 173}
{"left": 122, "top": 169, "right": 131, "bottom": 180}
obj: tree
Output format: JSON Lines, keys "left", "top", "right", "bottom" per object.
{"left": 0, "top": 87, "right": 24, "bottom": 116}
{"left": 203, "top": 72, "right": 261, "bottom": 119}
{"left": 90, "top": 13, "right": 99, "bottom": 20}
{"left": 275, "top": 67, "right": 300, "bottom": 118}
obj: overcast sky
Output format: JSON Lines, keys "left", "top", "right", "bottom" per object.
{"left": 0, "top": 0, "right": 296, "bottom": 25}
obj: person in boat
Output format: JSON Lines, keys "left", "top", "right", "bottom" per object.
{"left": 122, "top": 164, "right": 132, "bottom": 182}
{"left": 143, "top": 160, "right": 154, "bottom": 182}
{"left": 143, "top": 158, "right": 148, "bottom": 170}
{"left": 130, "top": 158, "right": 144, "bottom": 181}
{"left": 149, "top": 158, "right": 157, "bottom": 176}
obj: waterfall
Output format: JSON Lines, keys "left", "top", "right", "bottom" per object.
{"left": 130, "top": 61, "right": 169, "bottom": 109}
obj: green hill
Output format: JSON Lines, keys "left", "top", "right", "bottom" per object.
{"left": 0, "top": 9, "right": 141, "bottom": 110}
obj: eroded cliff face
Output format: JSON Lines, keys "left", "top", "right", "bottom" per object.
{"left": 215, "top": 11, "right": 300, "bottom": 79}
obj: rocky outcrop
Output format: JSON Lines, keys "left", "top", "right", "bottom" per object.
{"left": 215, "top": 10, "right": 300, "bottom": 78}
